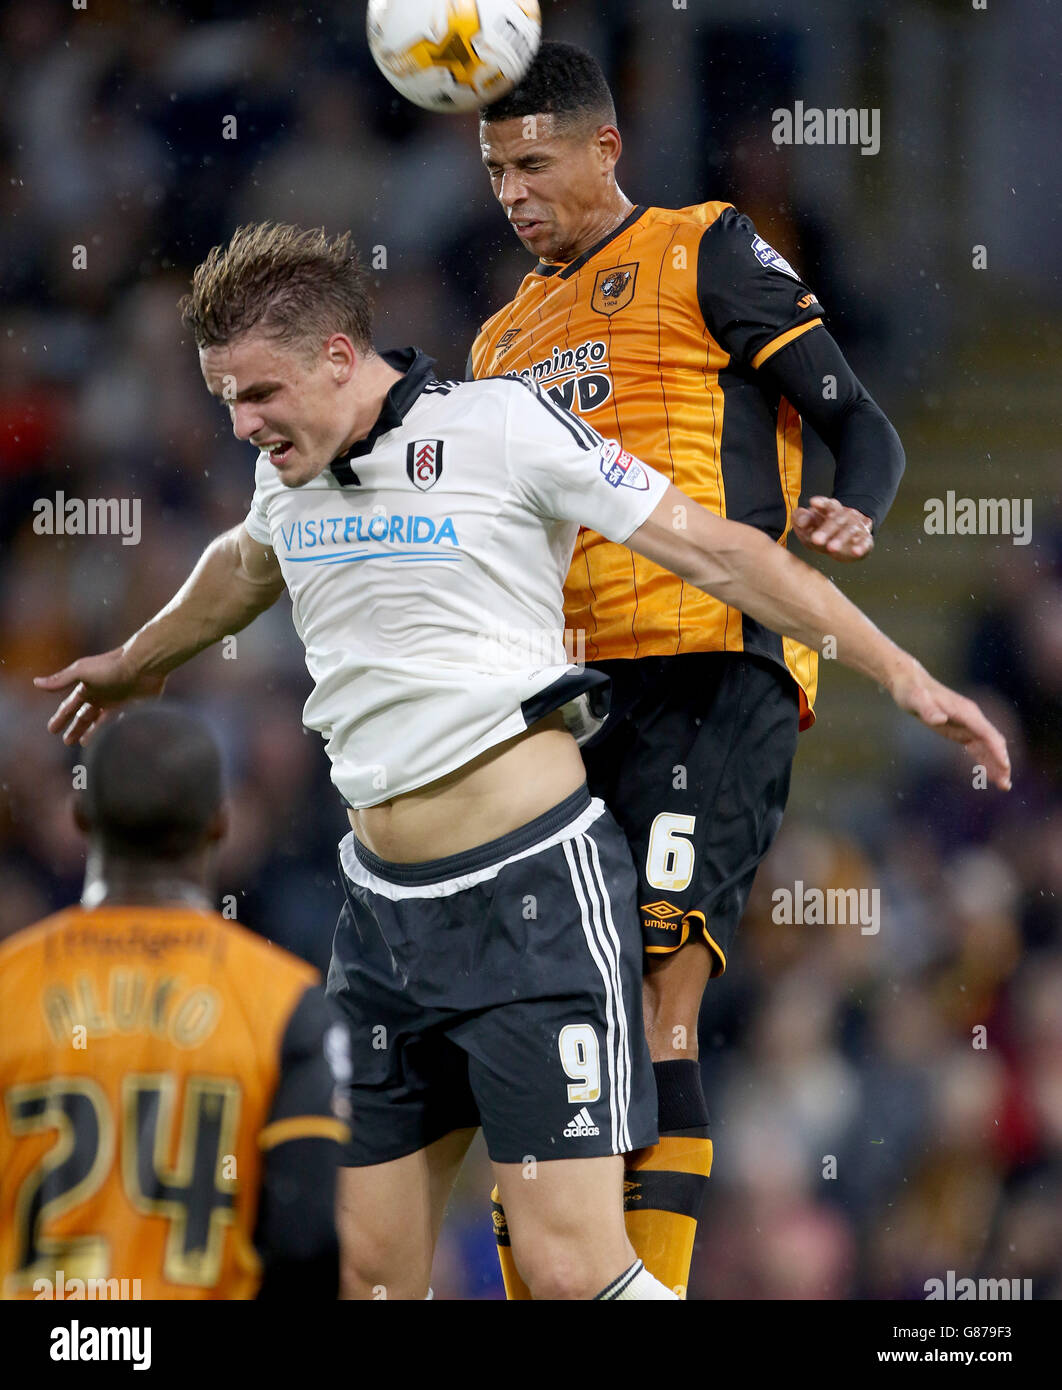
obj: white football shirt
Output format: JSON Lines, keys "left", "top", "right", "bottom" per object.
{"left": 243, "top": 348, "right": 669, "bottom": 809}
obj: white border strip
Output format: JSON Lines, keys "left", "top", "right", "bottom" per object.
{"left": 339, "top": 797, "right": 607, "bottom": 902}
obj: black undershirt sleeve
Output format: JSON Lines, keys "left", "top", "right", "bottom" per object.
{"left": 758, "top": 327, "right": 906, "bottom": 532}
{"left": 465, "top": 348, "right": 476, "bottom": 381}
{"left": 254, "top": 985, "right": 350, "bottom": 1301}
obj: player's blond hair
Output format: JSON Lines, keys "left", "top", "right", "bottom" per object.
{"left": 178, "top": 222, "right": 373, "bottom": 358}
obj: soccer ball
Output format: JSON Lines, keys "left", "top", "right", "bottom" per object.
{"left": 367, "top": 0, "right": 542, "bottom": 113}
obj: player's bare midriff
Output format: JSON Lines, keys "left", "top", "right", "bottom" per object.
{"left": 347, "top": 710, "right": 587, "bottom": 862}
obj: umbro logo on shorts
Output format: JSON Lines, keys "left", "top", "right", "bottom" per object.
{"left": 563, "top": 1105, "right": 600, "bottom": 1138}
{"left": 641, "top": 899, "right": 683, "bottom": 931}
{"left": 641, "top": 899, "right": 682, "bottom": 919}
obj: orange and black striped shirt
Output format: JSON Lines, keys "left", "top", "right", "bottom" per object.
{"left": 470, "top": 202, "right": 825, "bottom": 728}
{"left": 0, "top": 905, "right": 348, "bottom": 1300}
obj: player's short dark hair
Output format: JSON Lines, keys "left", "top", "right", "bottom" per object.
{"left": 480, "top": 41, "right": 616, "bottom": 133}
{"left": 79, "top": 705, "right": 224, "bottom": 860}
{"left": 178, "top": 222, "right": 374, "bottom": 359}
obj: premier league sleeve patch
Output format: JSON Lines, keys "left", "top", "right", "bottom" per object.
{"left": 599, "top": 440, "right": 650, "bottom": 490}
{"left": 750, "top": 235, "right": 801, "bottom": 281}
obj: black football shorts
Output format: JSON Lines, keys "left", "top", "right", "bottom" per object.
{"left": 580, "top": 652, "right": 800, "bottom": 976}
{"left": 326, "top": 784, "right": 658, "bottom": 1167}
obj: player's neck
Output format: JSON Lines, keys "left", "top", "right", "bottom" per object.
{"left": 82, "top": 848, "right": 214, "bottom": 912}
{"left": 549, "top": 189, "right": 635, "bottom": 265}
{"left": 338, "top": 352, "right": 406, "bottom": 454}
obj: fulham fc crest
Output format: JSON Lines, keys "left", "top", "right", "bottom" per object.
{"left": 592, "top": 263, "right": 638, "bottom": 316}
{"left": 407, "top": 439, "right": 444, "bottom": 491}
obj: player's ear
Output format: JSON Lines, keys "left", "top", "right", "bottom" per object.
{"left": 595, "top": 124, "right": 622, "bottom": 173}
{"left": 325, "top": 334, "right": 357, "bottom": 384}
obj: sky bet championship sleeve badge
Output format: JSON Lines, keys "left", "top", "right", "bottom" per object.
{"left": 406, "top": 439, "right": 444, "bottom": 490}
{"left": 750, "top": 235, "right": 801, "bottom": 281}
{"left": 592, "top": 263, "right": 639, "bottom": 316}
{"left": 599, "top": 440, "right": 650, "bottom": 490}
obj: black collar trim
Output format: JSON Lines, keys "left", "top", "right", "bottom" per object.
{"left": 533, "top": 206, "right": 647, "bottom": 281}
{"left": 330, "top": 346, "right": 437, "bottom": 485}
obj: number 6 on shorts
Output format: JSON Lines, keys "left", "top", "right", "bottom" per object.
{"left": 558, "top": 1024, "right": 601, "bottom": 1104}
{"left": 645, "top": 812, "right": 696, "bottom": 893}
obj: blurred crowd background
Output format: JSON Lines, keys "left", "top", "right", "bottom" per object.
{"left": 1, "top": 0, "right": 1059, "bottom": 1299}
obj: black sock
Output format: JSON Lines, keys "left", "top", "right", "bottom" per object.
{"left": 652, "top": 1058, "right": 709, "bottom": 1134}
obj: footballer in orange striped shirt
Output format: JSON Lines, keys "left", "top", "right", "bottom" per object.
{"left": 471, "top": 41, "right": 905, "bottom": 1300}
{"left": 471, "top": 194, "right": 826, "bottom": 723}
{"left": 0, "top": 707, "right": 349, "bottom": 1300}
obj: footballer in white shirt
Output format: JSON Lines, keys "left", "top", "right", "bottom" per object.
{"left": 37, "top": 223, "right": 1010, "bottom": 1302}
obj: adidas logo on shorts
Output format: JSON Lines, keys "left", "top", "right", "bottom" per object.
{"left": 563, "top": 1106, "right": 600, "bottom": 1138}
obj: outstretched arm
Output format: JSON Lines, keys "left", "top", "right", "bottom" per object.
{"left": 35, "top": 523, "right": 285, "bottom": 745}
{"left": 627, "top": 484, "right": 1011, "bottom": 789}
{"left": 761, "top": 328, "right": 906, "bottom": 562}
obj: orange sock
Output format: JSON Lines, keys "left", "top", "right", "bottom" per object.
{"left": 490, "top": 1185, "right": 532, "bottom": 1300}
{"left": 491, "top": 1064, "right": 712, "bottom": 1300}
{"left": 624, "top": 1061, "right": 712, "bottom": 1298}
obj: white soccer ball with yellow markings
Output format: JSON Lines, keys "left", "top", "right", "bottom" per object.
{"left": 367, "top": 0, "right": 541, "bottom": 113}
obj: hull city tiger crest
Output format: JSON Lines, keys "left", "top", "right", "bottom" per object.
{"left": 592, "top": 263, "right": 638, "bottom": 316}
{"left": 407, "top": 438, "right": 444, "bottom": 491}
